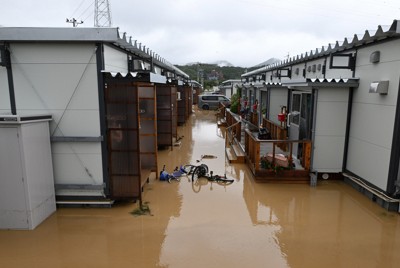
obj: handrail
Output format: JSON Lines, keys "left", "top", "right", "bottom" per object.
{"left": 245, "top": 131, "right": 308, "bottom": 144}
{"left": 226, "top": 119, "right": 241, "bottom": 130}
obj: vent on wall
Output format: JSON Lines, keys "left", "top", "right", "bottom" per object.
{"left": 312, "top": 65, "right": 316, "bottom": 73}
{"left": 369, "top": 81, "right": 389, "bottom": 95}
{"left": 370, "top": 51, "right": 380, "bottom": 63}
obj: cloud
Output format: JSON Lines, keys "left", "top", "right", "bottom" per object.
{"left": 1, "top": 0, "right": 399, "bottom": 67}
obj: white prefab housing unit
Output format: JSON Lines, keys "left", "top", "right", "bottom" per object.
{"left": 0, "top": 115, "right": 55, "bottom": 230}
{"left": 218, "top": 79, "right": 242, "bottom": 99}
{"left": 0, "top": 27, "right": 189, "bottom": 204}
{"left": 241, "top": 19, "right": 400, "bottom": 211}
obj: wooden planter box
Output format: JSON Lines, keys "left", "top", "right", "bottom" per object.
{"left": 253, "top": 169, "right": 310, "bottom": 183}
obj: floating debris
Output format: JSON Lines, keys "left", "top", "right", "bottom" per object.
{"left": 176, "top": 135, "right": 184, "bottom": 142}
{"left": 174, "top": 141, "right": 182, "bottom": 147}
{"left": 196, "top": 154, "right": 218, "bottom": 162}
{"left": 130, "top": 201, "right": 153, "bottom": 216}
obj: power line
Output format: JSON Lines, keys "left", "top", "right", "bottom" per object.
{"left": 77, "top": 0, "right": 95, "bottom": 21}
{"left": 70, "top": 0, "right": 88, "bottom": 18}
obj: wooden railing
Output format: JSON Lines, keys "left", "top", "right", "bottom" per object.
{"left": 225, "top": 109, "right": 242, "bottom": 142}
{"left": 217, "top": 102, "right": 227, "bottom": 119}
{"left": 245, "top": 129, "right": 312, "bottom": 182}
{"left": 262, "top": 118, "right": 288, "bottom": 151}
{"left": 251, "top": 111, "right": 258, "bottom": 126}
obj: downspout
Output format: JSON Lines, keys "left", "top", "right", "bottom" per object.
{"left": 95, "top": 43, "right": 110, "bottom": 196}
{"left": 342, "top": 87, "right": 354, "bottom": 171}
{"left": 267, "top": 86, "right": 271, "bottom": 120}
{"left": 343, "top": 49, "right": 357, "bottom": 171}
{"left": 4, "top": 43, "right": 17, "bottom": 115}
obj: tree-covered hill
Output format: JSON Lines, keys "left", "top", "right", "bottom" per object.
{"left": 175, "top": 63, "right": 247, "bottom": 89}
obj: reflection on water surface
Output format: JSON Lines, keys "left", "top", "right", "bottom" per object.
{"left": 1, "top": 108, "right": 399, "bottom": 268}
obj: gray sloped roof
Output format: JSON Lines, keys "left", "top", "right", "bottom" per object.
{"left": 0, "top": 26, "right": 189, "bottom": 79}
{"left": 242, "top": 19, "right": 400, "bottom": 77}
{"left": 0, "top": 27, "right": 119, "bottom": 41}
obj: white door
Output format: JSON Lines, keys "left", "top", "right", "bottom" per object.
{"left": 289, "top": 92, "right": 312, "bottom": 158}
{"left": 289, "top": 92, "right": 301, "bottom": 157}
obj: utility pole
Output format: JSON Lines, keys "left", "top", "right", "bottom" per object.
{"left": 94, "top": 0, "right": 112, "bottom": 27}
{"left": 66, "top": 18, "right": 83, "bottom": 27}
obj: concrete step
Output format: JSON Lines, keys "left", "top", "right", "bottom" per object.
{"left": 56, "top": 199, "right": 115, "bottom": 208}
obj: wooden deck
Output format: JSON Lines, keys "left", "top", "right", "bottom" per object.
{"left": 223, "top": 108, "right": 312, "bottom": 184}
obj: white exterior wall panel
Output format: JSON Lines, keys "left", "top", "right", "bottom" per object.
{"left": 8, "top": 43, "right": 104, "bottom": 194}
{"left": 104, "top": 44, "right": 128, "bottom": 72}
{"left": 346, "top": 40, "right": 400, "bottom": 190}
{"left": 0, "top": 68, "right": 10, "bottom": 113}
{"left": 269, "top": 88, "right": 288, "bottom": 125}
{"left": 290, "top": 64, "right": 304, "bottom": 80}
{"left": 304, "top": 59, "right": 325, "bottom": 79}
{"left": 313, "top": 88, "right": 349, "bottom": 172}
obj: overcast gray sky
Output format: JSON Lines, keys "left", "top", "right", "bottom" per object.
{"left": 1, "top": 0, "right": 399, "bottom": 67}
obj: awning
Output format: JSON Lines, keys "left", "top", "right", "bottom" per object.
{"left": 282, "top": 78, "right": 359, "bottom": 88}
{"left": 102, "top": 71, "right": 167, "bottom": 84}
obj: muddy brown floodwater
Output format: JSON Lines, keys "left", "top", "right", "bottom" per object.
{"left": 1, "top": 108, "right": 400, "bottom": 268}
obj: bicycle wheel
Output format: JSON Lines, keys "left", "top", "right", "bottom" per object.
{"left": 181, "top": 164, "right": 197, "bottom": 175}
{"left": 216, "top": 179, "right": 234, "bottom": 186}
{"left": 191, "top": 165, "right": 208, "bottom": 182}
{"left": 191, "top": 177, "right": 208, "bottom": 193}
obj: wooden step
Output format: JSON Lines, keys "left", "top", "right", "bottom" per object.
{"left": 232, "top": 144, "right": 245, "bottom": 157}
{"left": 226, "top": 144, "right": 245, "bottom": 163}
{"left": 225, "top": 147, "right": 237, "bottom": 163}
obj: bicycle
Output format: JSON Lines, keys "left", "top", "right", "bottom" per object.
{"left": 191, "top": 166, "right": 234, "bottom": 185}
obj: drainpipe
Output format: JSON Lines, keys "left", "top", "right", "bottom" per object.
{"left": 342, "top": 87, "right": 354, "bottom": 171}
{"left": 4, "top": 44, "right": 17, "bottom": 115}
{"left": 309, "top": 87, "right": 318, "bottom": 186}
{"left": 95, "top": 43, "right": 110, "bottom": 197}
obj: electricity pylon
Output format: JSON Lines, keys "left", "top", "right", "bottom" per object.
{"left": 94, "top": 0, "right": 112, "bottom": 27}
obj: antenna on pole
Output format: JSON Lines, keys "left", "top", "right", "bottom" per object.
{"left": 66, "top": 18, "right": 83, "bottom": 27}
{"left": 94, "top": 0, "right": 112, "bottom": 27}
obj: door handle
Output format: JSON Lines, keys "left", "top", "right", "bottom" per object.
{"left": 287, "top": 113, "right": 292, "bottom": 127}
